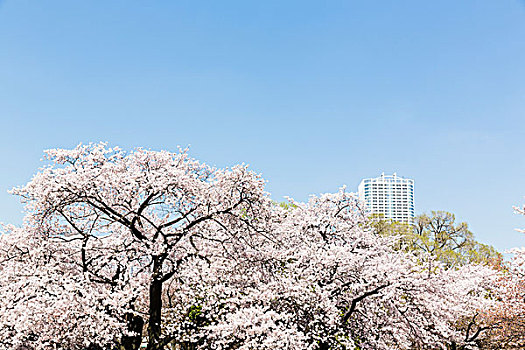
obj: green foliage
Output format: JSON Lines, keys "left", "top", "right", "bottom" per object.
{"left": 369, "top": 211, "right": 501, "bottom": 268}
{"left": 275, "top": 201, "right": 298, "bottom": 210}
{"left": 368, "top": 213, "right": 411, "bottom": 237}
{"left": 187, "top": 305, "right": 202, "bottom": 322}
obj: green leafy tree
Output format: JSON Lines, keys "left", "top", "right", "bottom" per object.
{"left": 410, "top": 211, "right": 501, "bottom": 268}
{"left": 369, "top": 211, "right": 501, "bottom": 268}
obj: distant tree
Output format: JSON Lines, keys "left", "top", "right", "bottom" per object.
{"left": 410, "top": 211, "right": 501, "bottom": 268}
{"left": 370, "top": 211, "right": 501, "bottom": 268}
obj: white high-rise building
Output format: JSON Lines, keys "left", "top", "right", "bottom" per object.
{"left": 358, "top": 173, "right": 415, "bottom": 224}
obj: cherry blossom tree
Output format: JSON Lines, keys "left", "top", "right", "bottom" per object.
{"left": 476, "top": 204, "right": 525, "bottom": 349}
{"left": 6, "top": 143, "right": 275, "bottom": 350}
{"left": 240, "top": 191, "right": 498, "bottom": 350}
{"left": 471, "top": 252, "right": 525, "bottom": 349}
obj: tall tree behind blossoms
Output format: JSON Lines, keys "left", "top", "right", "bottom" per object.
{"left": 370, "top": 211, "right": 501, "bottom": 268}
{"left": 411, "top": 211, "right": 501, "bottom": 268}
{"left": 0, "top": 143, "right": 500, "bottom": 350}
{"left": 3, "top": 143, "right": 275, "bottom": 350}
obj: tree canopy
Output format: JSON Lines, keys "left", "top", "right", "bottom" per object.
{"left": 0, "top": 144, "right": 505, "bottom": 350}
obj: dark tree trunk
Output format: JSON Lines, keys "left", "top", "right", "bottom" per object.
{"left": 147, "top": 256, "right": 164, "bottom": 350}
{"left": 121, "top": 313, "right": 144, "bottom": 350}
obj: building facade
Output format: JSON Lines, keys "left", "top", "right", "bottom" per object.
{"left": 358, "top": 173, "right": 415, "bottom": 224}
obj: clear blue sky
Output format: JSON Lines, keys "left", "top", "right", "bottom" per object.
{"left": 1, "top": 0, "right": 525, "bottom": 252}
